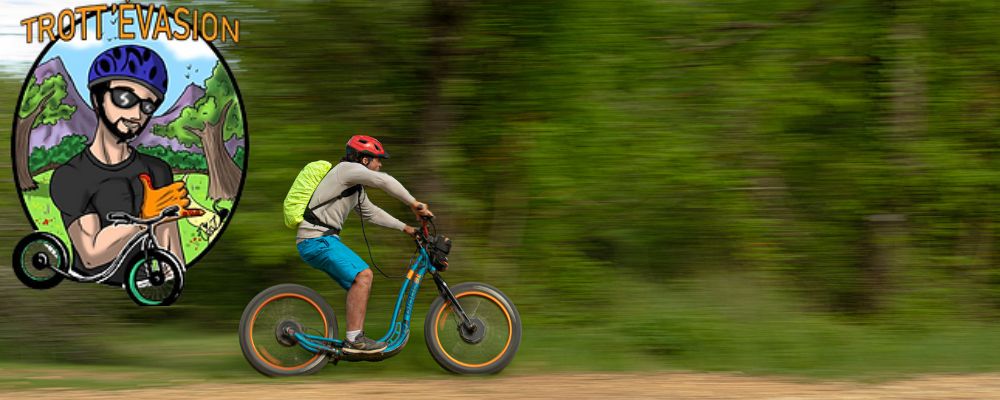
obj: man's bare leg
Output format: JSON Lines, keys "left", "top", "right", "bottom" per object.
{"left": 345, "top": 268, "right": 374, "bottom": 332}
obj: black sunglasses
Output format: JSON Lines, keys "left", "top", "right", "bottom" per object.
{"left": 108, "top": 87, "right": 160, "bottom": 115}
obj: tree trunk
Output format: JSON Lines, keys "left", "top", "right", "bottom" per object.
{"left": 186, "top": 101, "right": 241, "bottom": 200}
{"left": 487, "top": 135, "right": 528, "bottom": 250}
{"left": 857, "top": 5, "right": 927, "bottom": 312}
{"left": 886, "top": 21, "right": 927, "bottom": 150}
{"left": 14, "top": 118, "right": 36, "bottom": 191}
{"left": 417, "top": 0, "right": 461, "bottom": 202}
{"left": 14, "top": 92, "right": 54, "bottom": 191}
{"left": 860, "top": 214, "right": 906, "bottom": 313}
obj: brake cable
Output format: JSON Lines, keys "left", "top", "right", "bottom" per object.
{"left": 355, "top": 189, "right": 404, "bottom": 279}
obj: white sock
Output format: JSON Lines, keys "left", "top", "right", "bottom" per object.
{"left": 346, "top": 330, "right": 362, "bottom": 342}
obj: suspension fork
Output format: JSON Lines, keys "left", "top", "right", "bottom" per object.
{"left": 142, "top": 222, "right": 163, "bottom": 273}
{"left": 142, "top": 234, "right": 155, "bottom": 273}
{"left": 431, "top": 271, "right": 475, "bottom": 330}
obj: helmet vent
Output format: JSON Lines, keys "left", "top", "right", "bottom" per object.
{"left": 87, "top": 45, "right": 169, "bottom": 98}
{"left": 346, "top": 135, "right": 387, "bottom": 158}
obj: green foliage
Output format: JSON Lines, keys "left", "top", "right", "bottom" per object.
{"left": 27, "top": 135, "right": 87, "bottom": 173}
{"left": 198, "top": 0, "right": 1000, "bottom": 322}
{"left": 152, "top": 61, "right": 243, "bottom": 146}
{"left": 3, "top": 0, "right": 1000, "bottom": 377}
{"left": 231, "top": 146, "right": 245, "bottom": 169}
{"left": 135, "top": 145, "right": 208, "bottom": 171}
{"left": 18, "top": 74, "right": 75, "bottom": 128}
{"left": 175, "top": 173, "right": 234, "bottom": 262}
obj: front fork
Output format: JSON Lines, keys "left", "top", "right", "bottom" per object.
{"left": 139, "top": 235, "right": 167, "bottom": 284}
{"left": 141, "top": 242, "right": 158, "bottom": 276}
{"left": 431, "top": 271, "right": 475, "bottom": 330}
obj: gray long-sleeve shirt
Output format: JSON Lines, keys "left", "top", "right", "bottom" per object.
{"left": 296, "top": 161, "right": 416, "bottom": 242}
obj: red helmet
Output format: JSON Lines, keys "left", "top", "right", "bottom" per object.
{"left": 346, "top": 135, "right": 389, "bottom": 159}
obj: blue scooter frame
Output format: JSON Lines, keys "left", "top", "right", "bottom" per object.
{"left": 239, "top": 217, "right": 521, "bottom": 375}
{"left": 292, "top": 245, "right": 437, "bottom": 361}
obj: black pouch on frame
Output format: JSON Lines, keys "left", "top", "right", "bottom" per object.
{"left": 429, "top": 234, "right": 452, "bottom": 270}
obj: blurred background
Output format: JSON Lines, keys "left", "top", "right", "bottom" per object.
{"left": 1, "top": 0, "right": 1000, "bottom": 385}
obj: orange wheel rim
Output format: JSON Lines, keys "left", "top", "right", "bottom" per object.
{"left": 248, "top": 293, "right": 328, "bottom": 371}
{"left": 433, "top": 291, "right": 513, "bottom": 369}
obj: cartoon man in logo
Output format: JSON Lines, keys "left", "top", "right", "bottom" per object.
{"left": 49, "top": 45, "right": 191, "bottom": 276}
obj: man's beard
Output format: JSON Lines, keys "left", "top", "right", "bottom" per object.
{"left": 94, "top": 100, "right": 148, "bottom": 143}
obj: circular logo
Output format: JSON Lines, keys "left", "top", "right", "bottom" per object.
{"left": 11, "top": 8, "right": 247, "bottom": 279}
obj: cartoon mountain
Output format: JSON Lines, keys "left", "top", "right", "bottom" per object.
{"left": 28, "top": 57, "right": 98, "bottom": 149}
{"left": 26, "top": 58, "right": 212, "bottom": 152}
{"left": 134, "top": 83, "right": 206, "bottom": 152}
{"left": 25, "top": 57, "right": 245, "bottom": 159}
{"left": 225, "top": 140, "right": 244, "bottom": 159}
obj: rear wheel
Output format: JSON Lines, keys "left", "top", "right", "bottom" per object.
{"left": 424, "top": 282, "right": 522, "bottom": 374}
{"left": 239, "top": 284, "right": 337, "bottom": 377}
{"left": 12, "top": 232, "right": 68, "bottom": 289}
{"left": 125, "top": 249, "right": 184, "bottom": 306}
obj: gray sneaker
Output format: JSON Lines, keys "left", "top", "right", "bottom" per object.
{"left": 343, "top": 332, "right": 387, "bottom": 354}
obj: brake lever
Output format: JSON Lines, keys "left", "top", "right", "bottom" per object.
{"left": 107, "top": 212, "right": 131, "bottom": 226}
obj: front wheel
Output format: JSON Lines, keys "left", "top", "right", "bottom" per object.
{"left": 239, "top": 284, "right": 337, "bottom": 377}
{"left": 424, "top": 282, "right": 522, "bottom": 374}
{"left": 125, "top": 249, "right": 184, "bottom": 306}
{"left": 12, "top": 232, "right": 69, "bottom": 289}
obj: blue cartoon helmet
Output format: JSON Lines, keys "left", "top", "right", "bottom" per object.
{"left": 87, "top": 45, "right": 168, "bottom": 99}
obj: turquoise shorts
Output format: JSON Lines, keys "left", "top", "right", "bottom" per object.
{"left": 297, "top": 236, "right": 369, "bottom": 290}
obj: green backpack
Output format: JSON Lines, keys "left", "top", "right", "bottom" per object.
{"left": 283, "top": 160, "right": 333, "bottom": 228}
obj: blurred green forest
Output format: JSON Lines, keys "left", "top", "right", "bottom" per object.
{"left": 2, "top": 0, "right": 1000, "bottom": 381}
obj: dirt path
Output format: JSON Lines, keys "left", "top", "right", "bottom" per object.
{"left": 6, "top": 373, "right": 1000, "bottom": 399}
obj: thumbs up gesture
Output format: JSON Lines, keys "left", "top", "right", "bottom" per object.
{"left": 139, "top": 173, "right": 196, "bottom": 219}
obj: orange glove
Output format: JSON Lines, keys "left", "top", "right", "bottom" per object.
{"left": 139, "top": 173, "right": 194, "bottom": 219}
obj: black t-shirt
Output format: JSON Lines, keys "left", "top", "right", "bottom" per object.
{"left": 50, "top": 147, "right": 172, "bottom": 276}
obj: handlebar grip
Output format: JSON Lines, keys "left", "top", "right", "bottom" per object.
{"left": 162, "top": 205, "right": 180, "bottom": 217}
{"left": 181, "top": 209, "right": 206, "bottom": 217}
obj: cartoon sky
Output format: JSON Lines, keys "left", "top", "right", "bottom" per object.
{"left": 2, "top": 0, "right": 220, "bottom": 116}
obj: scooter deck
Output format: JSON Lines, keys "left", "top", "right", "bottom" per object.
{"left": 336, "top": 331, "right": 409, "bottom": 363}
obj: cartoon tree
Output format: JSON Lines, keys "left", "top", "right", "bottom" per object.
{"left": 15, "top": 74, "right": 76, "bottom": 191}
{"left": 153, "top": 61, "right": 243, "bottom": 200}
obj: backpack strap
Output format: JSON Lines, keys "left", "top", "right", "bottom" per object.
{"left": 302, "top": 184, "right": 362, "bottom": 234}
{"left": 310, "top": 184, "right": 361, "bottom": 211}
